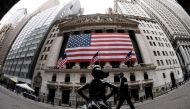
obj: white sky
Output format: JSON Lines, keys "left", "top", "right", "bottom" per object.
{"left": 0, "top": 0, "right": 114, "bottom": 25}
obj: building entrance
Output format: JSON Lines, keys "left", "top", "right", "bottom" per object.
{"left": 48, "top": 89, "right": 56, "bottom": 103}
{"left": 34, "top": 87, "right": 40, "bottom": 96}
{"left": 170, "top": 72, "right": 177, "bottom": 88}
{"left": 62, "top": 90, "right": 70, "bottom": 104}
{"left": 130, "top": 89, "right": 139, "bottom": 101}
{"left": 144, "top": 86, "right": 153, "bottom": 99}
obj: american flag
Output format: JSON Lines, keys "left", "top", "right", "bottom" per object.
{"left": 90, "top": 51, "right": 99, "bottom": 65}
{"left": 65, "top": 33, "right": 136, "bottom": 62}
{"left": 124, "top": 50, "right": 133, "bottom": 62}
{"left": 56, "top": 53, "right": 67, "bottom": 68}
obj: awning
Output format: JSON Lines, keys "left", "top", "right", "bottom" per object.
{"left": 16, "top": 83, "right": 34, "bottom": 92}
{"left": 10, "top": 77, "right": 18, "bottom": 83}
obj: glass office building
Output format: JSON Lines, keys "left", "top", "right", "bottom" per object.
{"left": 2, "top": 0, "right": 81, "bottom": 84}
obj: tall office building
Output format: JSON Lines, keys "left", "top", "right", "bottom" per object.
{"left": 2, "top": 0, "right": 81, "bottom": 84}
{"left": 4, "top": 8, "right": 27, "bottom": 28}
{"left": 115, "top": 0, "right": 183, "bottom": 90}
{"left": 135, "top": 0, "right": 190, "bottom": 79}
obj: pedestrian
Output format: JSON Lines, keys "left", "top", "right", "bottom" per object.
{"left": 77, "top": 65, "right": 118, "bottom": 109}
{"left": 116, "top": 72, "right": 135, "bottom": 109}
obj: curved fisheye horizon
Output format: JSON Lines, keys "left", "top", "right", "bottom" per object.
{"left": 0, "top": 0, "right": 190, "bottom": 109}
{"left": 0, "top": 0, "right": 114, "bottom": 26}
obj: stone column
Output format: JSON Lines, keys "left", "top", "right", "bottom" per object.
{"left": 134, "top": 34, "right": 153, "bottom": 64}
{"left": 54, "top": 88, "right": 61, "bottom": 106}
{"left": 186, "top": 46, "right": 190, "bottom": 61}
{"left": 179, "top": 45, "right": 188, "bottom": 65}
{"left": 70, "top": 88, "right": 77, "bottom": 108}
{"left": 47, "top": 36, "right": 64, "bottom": 67}
{"left": 184, "top": 46, "right": 190, "bottom": 63}
{"left": 187, "top": 46, "right": 190, "bottom": 56}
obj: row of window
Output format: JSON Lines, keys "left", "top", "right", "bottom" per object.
{"left": 156, "top": 59, "right": 178, "bottom": 66}
{"left": 139, "top": 23, "right": 160, "bottom": 30}
{"left": 40, "top": 54, "right": 48, "bottom": 60}
{"left": 149, "top": 41, "right": 171, "bottom": 47}
{"left": 153, "top": 51, "right": 175, "bottom": 56}
{"left": 146, "top": 35, "right": 168, "bottom": 42}
{"left": 143, "top": 29, "right": 164, "bottom": 36}
{"left": 43, "top": 47, "right": 50, "bottom": 52}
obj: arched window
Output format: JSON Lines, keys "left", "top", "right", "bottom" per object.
{"left": 130, "top": 73, "right": 136, "bottom": 81}
{"left": 65, "top": 74, "right": 70, "bottom": 83}
{"left": 52, "top": 74, "right": 56, "bottom": 82}
{"left": 80, "top": 76, "right": 86, "bottom": 83}
{"left": 144, "top": 72, "right": 149, "bottom": 80}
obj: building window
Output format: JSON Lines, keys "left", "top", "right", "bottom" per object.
{"left": 160, "top": 60, "right": 164, "bottom": 65}
{"left": 146, "top": 36, "right": 149, "bottom": 39}
{"left": 162, "top": 51, "right": 165, "bottom": 56}
{"left": 43, "top": 47, "right": 46, "bottom": 52}
{"left": 146, "top": 30, "right": 149, "bottom": 34}
{"left": 52, "top": 74, "right": 56, "bottom": 81}
{"left": 166, "top": 60, "right": 169, "bottom": 65}
{"left": 44, "top": 55, "right": 47, "bottom": 60}
{"left": 149, "top": 41, "right": 153, "bottom": 46}
{"left": 46, "top": 40, "right": 49, "bottom": 44}
{"left": 157, "top": 51, "right": 160, "bottom": 56}
{"left": 143, "top": 30, "right": 146, "bottom": 33}
{"left": 157, "top": 60, "right": 160, "bottom": 66}
{"left": 50, "top": 40, "right": 53, "bottom": 44}
{"left": 162, "top": 73, "right": 166, "bottom": 78}
{"left": 153, "top": 51, "right": 157, "bottom": 56}
{"left": 150, "top": 36, "right": 153, "bottom": 40}
{"left": 80, "top": 76, "right": 86, "bottom": 83}
{"left": 47, "top": 47, "right": 50, "bottom": 51}
{"left": 65, "top": 74, "right": 70, "bottom": 83}
{"left": 169, "top": 59, "right": 172, "bottom": 65}
{"left": 114, "top": 74, "right": 120, "bottom": 82}
{"left": 144, "top": 72, "right": 149, "bottom": 80}
{"left": 130, "top": 73, "right": 136, "bottom": 81}
{"left": 40, "top": 55, "right": 44, "bottom": 60}
{"left": 153, "top": 42, "right": 156, "bottom": 46}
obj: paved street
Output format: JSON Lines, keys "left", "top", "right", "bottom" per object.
{"left": 0, "top": 85, "right": 67, "bottom": 109}
{"left": 121, "top": 81, "right": 190, "bottom": 109}
{"left": 135, "top": 81, "right": 190, "bottom": 109}
{"left": 0, "top": 82, "right": 190, "bottom": 109}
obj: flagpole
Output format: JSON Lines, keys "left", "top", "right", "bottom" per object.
{"left": 99, "top": 55, "right": 100, "bottom": 66}
{"left": 98, "top": 51, "right": 100, "bottom": 66}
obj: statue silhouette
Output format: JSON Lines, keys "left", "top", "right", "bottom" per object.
{"left": 77, "top": 66, "right": 118, "bottom": 109}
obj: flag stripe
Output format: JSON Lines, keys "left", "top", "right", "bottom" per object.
{"left": 66, "top": 48, "right": 133, "bottom": 52}
{"left": 66, "top": 50, "right": 134, "bottom": 55}
{"left": 91, "top": 40, "right": 131, "bottom": 42}
{"left": 91, "top": 44, "right": 133, "bottom": 46}
{"left": 66, "top": 58, "right": 136, "bottom": 62}
{"left": 67, "top": 53, "right": 135, "bottom": 57}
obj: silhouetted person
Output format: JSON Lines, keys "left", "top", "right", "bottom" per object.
{"left": 116, "top": 73, "right": 135, "bottom": 109}
{"left": 77, "top": 66, "right": 117, "bottom": 109}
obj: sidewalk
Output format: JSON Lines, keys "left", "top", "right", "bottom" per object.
{"left": 0, "top": 81, "right": 189, "bottom": 109}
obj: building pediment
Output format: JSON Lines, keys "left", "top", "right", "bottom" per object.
{"left": 58, "top": 14, "right": 139, "bottom": 31}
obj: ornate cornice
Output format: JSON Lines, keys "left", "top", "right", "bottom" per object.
{"left": 58, "top": 14, "right": 139, "bottom": 32}
{"left": 45, "top": 65, "right": 156, "bottom": 73}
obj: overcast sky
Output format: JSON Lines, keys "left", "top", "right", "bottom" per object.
{"left": 0, "top": 0, "right": 114, "bottom": 25}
